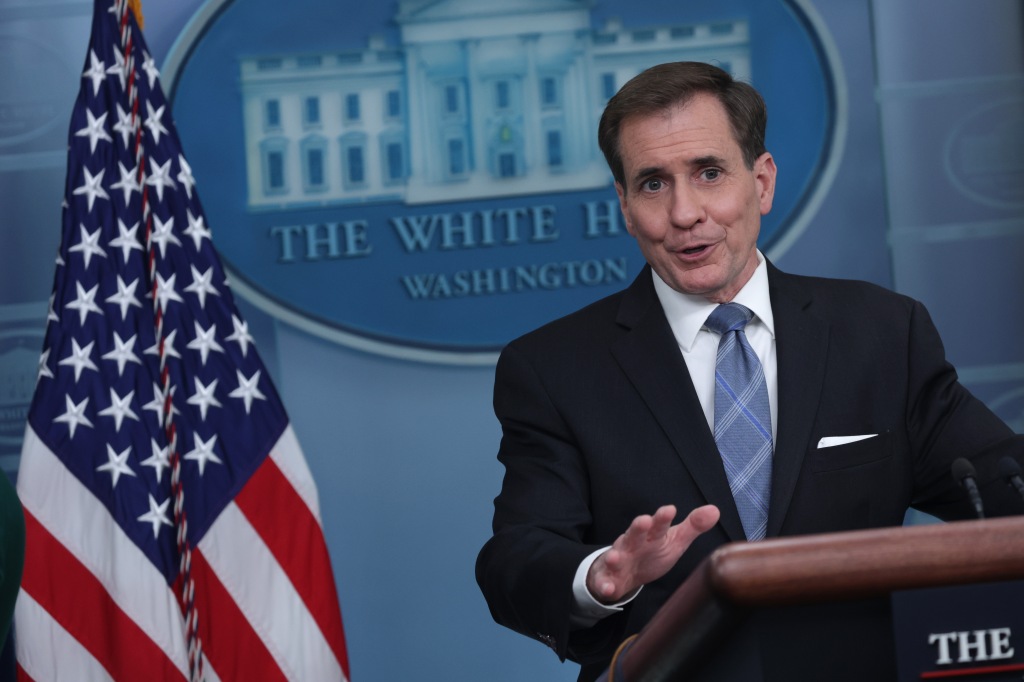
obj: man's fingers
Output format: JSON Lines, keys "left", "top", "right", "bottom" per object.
{"left": 689, "top": 504, "right": 720, "bottom": 532}
{"left": 671, "top": 504, "right": 720, "bottom": 544}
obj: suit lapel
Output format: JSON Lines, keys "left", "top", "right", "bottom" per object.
{"left": 609, "top": 267, "right": 748, "bottom": 542}
{"left": 765, "top": 264, "right": 830, "bottom": 536}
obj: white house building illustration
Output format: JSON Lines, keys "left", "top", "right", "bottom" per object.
{"left": 238, "top": 0, "right": 751, "bottom": 210}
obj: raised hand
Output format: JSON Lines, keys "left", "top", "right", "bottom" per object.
{"left": 587, "top": 504, "right": 720, "bottom": 604}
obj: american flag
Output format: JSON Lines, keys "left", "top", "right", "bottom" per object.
{"left": 14, "top": 1, "right": 350, "bottom": 680}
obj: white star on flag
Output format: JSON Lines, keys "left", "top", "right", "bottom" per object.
{"left": 229, "top": 370, "right": 267, "bottom": 414}
{"left": 226, "top": 314, "right": 254, "bottom": 357}
{"left": 141, "top": 438, "right": 172, "bottom": 484}
{"left": 113, "top": 102, "right": 134, "bottom": 147}
{"left": 137, "top": 494, "right": 173, "bottom": 538}
{"left": 52, "top": 395, "right": 93, "bottom": 438}
{"left": 110, "top": 162, "right": 142, "bottom": 205}
{"left": 184, "top": 433, "right": 222, "bottom": 476}
{"left": 101, "top": 332, "right": 142, "bottom": 376}
{"left": 144, "top": 100, "right": 168, "bottom": 145}
{"left": 96, "top": 444, "right": 137, "bottom": 488}
{"left": 82, "top": 49, "right": 106, "bottom": 95}
{"left": 142, "top": 382, "right": 179, "bottom": 422}
{"left": 105, "top": 47, "right": 128, "bottom": 91}
{"left": 68, "top": 224, "right": 108, "bottom": 268}
{"left": 145, "top": 157, "right": 176, "bottom": 203}
{"left": 37, "top": 349, "right": 54, "bottom": 382}
{"left": 144, "top": 327, "right": 181, "bottom": 361}
{"left": 66, "top": 281, "right": 103, "bottom": 325}
{"left": 188, "top": 321, "right": 224, "bottom": 365}
{"left": 72, "top": 166, "right": 109, "bottom": 211}
{"left": 152, "top": 271, "right": 184, "bottom": 313}
{"left": 183, "top": 209, "right": 210, "bottom": 249}
{"left": 185, "top": 264, "right": 219, "bottom": 308}
{"left": 109, "top": 219, "right": 144, "bottom": 262}
{"left": 187, "top": 376, "right": 222, "bottom": 421}
{"left": 58, "top": 338, "right": 99, "bottom": 382}
{"left": 97, "top": 388, "right": 140, "bottom": 432}
{"left": 75, "top": 108, "right": 112, "bottom": 153}
{"left": 177, "top": 154, "right": 196, "bottom": 198}
{"left": 105, "top": 275, "right": 143, "bottom": 319}
{"left": 150, "top": 214, "right": 181, "bottom": 257}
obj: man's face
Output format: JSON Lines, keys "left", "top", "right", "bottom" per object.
{"left": 615, "top": 93, "right": 776, "bottom": 303}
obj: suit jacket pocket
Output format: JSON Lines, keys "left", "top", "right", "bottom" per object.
{"left": 808, "top": 431, "right": 892, "bottom": 472}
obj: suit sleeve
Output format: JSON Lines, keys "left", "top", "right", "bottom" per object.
{"left": 475, "top": 342, "right": 629, "bottom": 665}
{"left": 903, "top": 299, "right": 1024, "bottom": 518}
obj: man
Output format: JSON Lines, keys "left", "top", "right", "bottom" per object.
{"left": 475, "top": 62, "right": 1024, "bottom": 681}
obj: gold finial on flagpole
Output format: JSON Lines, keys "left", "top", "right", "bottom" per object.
{"left": 128, "top": 0, "right": 144, "bottom": 29}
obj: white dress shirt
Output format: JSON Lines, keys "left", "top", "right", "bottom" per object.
{"left": 571, "top": 251, "right": 778, "bottom": 627}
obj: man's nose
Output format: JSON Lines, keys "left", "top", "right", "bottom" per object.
{"left": 669, "top": 182, "right": 706, "bottom": 228}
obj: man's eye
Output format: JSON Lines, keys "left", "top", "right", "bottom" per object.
{"left": 701, "top": 168, "right": 722, "bottom": 181}
{"left": 642, "top": 178, "right": 663, "bottom": 192}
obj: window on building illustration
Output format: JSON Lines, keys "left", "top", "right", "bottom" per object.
{"left": 303, "top": 146, "right": 326, "bottom": 191}
{"left": 445, "top": 84, "right": 460, "bottom": 115}
{"left": 499, "top": 153, "right": 516, "bottom": 178}
{"left": 710, "top": 22, "right": 734, "bottom": 35}
{"left": 345, "top": 93, "right": 361, "bottom": 122}
{"left": 385, "top": 142, "right": 405, "bottom": 183}
{"left": 546, "top": 130, "right": 563, "bottom": 168}
{"left": 340, "top": 134, "right": 368, "bottom": 189}
{"left": 260, "top": 139, "right": 288, "bottom": 196}
{"left": 601, "top": 73, "right": 616, "bottom": 100}
{"left": 448, "top": 138, "right": 466, "bottom": 176}
{"left": 347, "top": 146, "right": 365, "bottom": 185}
{"left": 671, "top": 25, "right": 695, "bottom": 39}
{"left": 386, "top": 90, "right": 402, "bottom": 119}
{"left": 540, "top": 77, "right": 559, "bottom": 108}
{"left": 264, "top": 99, "right": 281, "bottom": 130}
{"left": 297, "top": 55, "right": 322, "bottom": 68}
{"left": 268, "top": 151, "right": 285, "bottom": 190}
{"left": 304, "top": 96, "right": 320, "bottom": 126}
{"left": 496, "top": 81, "right": 510, "bottom": 110}
{"left": 632, "top": 29, "right": 656, "bottom": 42}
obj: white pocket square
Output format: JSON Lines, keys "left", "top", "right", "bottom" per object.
{"left": 817, "top": 434, "right": 878, "bottom": 449}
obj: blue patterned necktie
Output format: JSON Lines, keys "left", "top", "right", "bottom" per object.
{"left": 705, "top": 303, "right": 773, "bottom": 541}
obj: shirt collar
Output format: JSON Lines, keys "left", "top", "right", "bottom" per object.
{"left": 652, "top": 250, "right": 775, "bottom": 352}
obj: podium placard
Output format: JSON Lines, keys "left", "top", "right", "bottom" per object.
{"left": 893, "top": 580, "right": 1024, "bottom": 681}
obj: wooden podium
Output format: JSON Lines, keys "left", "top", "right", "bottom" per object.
{"left": 609, "top": 517, "right": 1024, "bottom": 682}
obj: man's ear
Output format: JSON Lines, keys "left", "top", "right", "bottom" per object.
{"left": 755, "top": 153, "right": 777, "bottom": 216}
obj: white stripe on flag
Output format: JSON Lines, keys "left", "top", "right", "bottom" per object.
{"left": 15, "top": 591, "right": 115, "bottom": 682}
{"left": 199, "top": 501, "right": 342, "bottom": 681}
{"left": 269, "top": 425, "right": 324, "bottom": 522}
{"left": 18, "top": 426, "right": 189, "bottom": 676}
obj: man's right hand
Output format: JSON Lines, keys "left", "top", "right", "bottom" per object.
{"left": 586, "top": 504, "right": 720, "bottom": 604}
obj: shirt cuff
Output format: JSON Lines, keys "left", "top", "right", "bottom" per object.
{"left": 569, "top": 547, "right": 643, "bottom": 629}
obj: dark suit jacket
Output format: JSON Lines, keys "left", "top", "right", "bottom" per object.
{"left": 476, "top": 263, "right": 1024, "bottom": 682}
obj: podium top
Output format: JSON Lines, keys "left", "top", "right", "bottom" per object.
{"left": 619, "top": 517, "right": 1024, "bottom": 682}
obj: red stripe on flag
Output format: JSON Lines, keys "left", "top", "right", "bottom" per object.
{"left": 188, "top": 548, "right": 286, "bottom": 681}
{"left": 20, "top": 509, "right": 185, "bottom": 682}
{"left": 15, "top": 664, "right": 36, "bottom": 682}
{"left": 235, "top": 456, "right": 349, "bottom": 674}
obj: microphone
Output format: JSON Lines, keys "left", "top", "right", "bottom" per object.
{"left": 952, "top": 458, "right": 985, "bottom": 519}
{"left": 997, "top": 456, "right": 1024, "bottom": 502}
